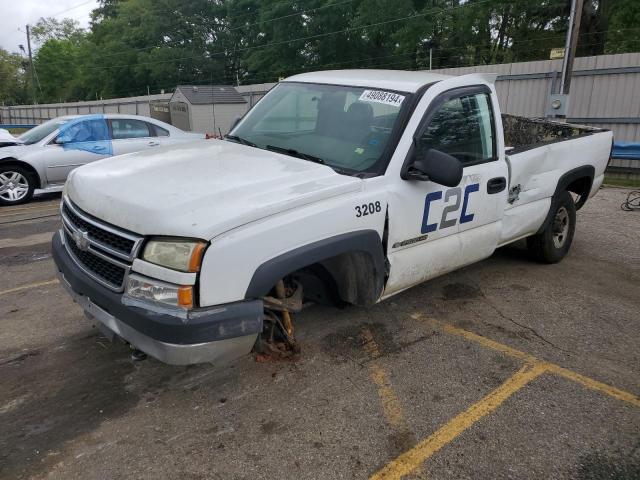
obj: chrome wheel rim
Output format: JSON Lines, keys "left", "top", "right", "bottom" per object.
{"left": 0, "top": 171, "right": 29, "bottom": 202}
{"left": 552, "top": 206, "right": 569, "bottom": 248}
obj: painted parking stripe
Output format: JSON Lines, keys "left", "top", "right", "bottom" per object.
{"left": 362, "top": 327, "right": 410, "bottom": 429}
{"left": 0, "top": 279, "right": 59, "bottom": 297}
{"left": 421, "top": 315, "right": 640, "bottom": 407}
{"left": 548, "top": 364, "right": 640, "bottom": 407}
{"left": 370, "top": 363, "right": 548, "bottom": 480}
{"left": 369, "top": 314, "right": 640, "bottom": 479}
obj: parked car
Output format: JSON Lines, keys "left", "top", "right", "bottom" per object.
{"left": 0, "top": 114, "right": 204, "bottom": 205}
{"left": 52, "top": 70, "right": 613, "bottom": 365}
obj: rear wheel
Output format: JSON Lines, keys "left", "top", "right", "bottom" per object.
{"left": 0, "top": 166, "right": 35, "bottom": 206}
{"left": 527, "top": 190, "right": 576, "bottom": 263}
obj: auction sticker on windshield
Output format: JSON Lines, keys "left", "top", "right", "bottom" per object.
{"left": 359, "top": 90, "right": 405, "bottom": 107}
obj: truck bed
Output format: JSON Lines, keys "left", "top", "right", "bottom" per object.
{"left": 499, "top": 114, "right": 613, "bottom": 247}
{"left": 502, "top": 114, "right": 605, "bottom": 154}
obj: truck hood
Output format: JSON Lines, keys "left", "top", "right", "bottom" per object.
{"left": 66, "top": 140, "right": 362, "bottom": 239}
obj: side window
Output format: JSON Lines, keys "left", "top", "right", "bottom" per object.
{"left": 418, "top": 92, "right": 495, "bottom": 164}
{"left": 110, "top": 119, "right": 151, "bottom": 139}
{"left": 151, "top": 124, "right": 170, "bottom": 137}
{"left": 58, "top": 119, "right": 110, "bottom": 143}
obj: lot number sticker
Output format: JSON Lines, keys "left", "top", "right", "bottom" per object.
{"left": 359, "top": 90, "right": 405, "bottom": 107}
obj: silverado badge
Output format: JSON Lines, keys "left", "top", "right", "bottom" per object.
{"left": 72, "top": 229, "right": 90, "bottom": 251}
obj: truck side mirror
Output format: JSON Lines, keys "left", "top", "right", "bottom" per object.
{"left": 407, "top": 149, "right": 463, "bottom": 187}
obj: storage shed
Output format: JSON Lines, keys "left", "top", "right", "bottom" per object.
{"left": 169, "top": 85, "right": 247, "bottom": 134}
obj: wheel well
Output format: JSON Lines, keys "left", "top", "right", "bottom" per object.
{"left": 565, "top": 176, "right": 592, "bottom": 210}
{"left": 0, "top": 158, "right": 42, "bottom": 189}
{"left": 245, "top": 230, "right": 386, "bottom": 307}
{"left": 287, "top": 251, "right": 383, "bottom": 307}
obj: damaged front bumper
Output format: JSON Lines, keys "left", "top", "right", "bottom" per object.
{"left": 52, "top": 231, "right": 263, "bottom": 365}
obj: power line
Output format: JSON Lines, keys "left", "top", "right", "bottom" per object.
{"left": 49, "top": 0, "right": 96, "bottom": 18}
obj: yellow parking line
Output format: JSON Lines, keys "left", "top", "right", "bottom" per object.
{"left": 413, "top": 314, "right": 640, "bottom": 407}
{"left": 362, "top": 327, "right": 408, "bottom": 429}
{"left": 0, "top": 279, "right": 59, "bottom": 297}
{"left": 370, "top": 363, "right": 548, "bottom": 480}
{"left": 549, "top": 365, "right": 640, "bottom": 407}
{"left": 441, "top": 322, "right": 538, "bottom": 364}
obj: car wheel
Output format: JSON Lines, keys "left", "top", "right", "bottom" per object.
{"left": 527, "top": 190, "right": 576, "bottom": 264}
{"left": 0, "top": 165, "right": 35, "bottom": 206}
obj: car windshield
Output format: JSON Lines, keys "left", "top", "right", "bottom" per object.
{"left": 229, "top": 82, "right": 411, "bottom": 175}
{"left": 18, "top": 118, "right": 70, "bottom": 145}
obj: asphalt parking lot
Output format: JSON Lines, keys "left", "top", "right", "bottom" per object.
{"left": 0, "top": 187, "right": 638, "bottom": 480}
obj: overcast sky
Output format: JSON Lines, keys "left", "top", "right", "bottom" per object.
{"left": 0, "top": 0, "right": 98, "bottom": 53}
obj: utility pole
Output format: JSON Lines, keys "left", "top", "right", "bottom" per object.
{"left": 25, "top": 25, "right": 37, "bottom": 104}
{"left": 548, "top": 0, "right": 584, "bottom": 119}
{"left": 560, "top": 0, "right": 584, "bottom": 95}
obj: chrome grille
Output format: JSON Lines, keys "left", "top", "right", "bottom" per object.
{"left": 62, "top": 202, "right": 135, "bottom": 256}
{"left": 61, "top": 198, "right": 143, "bottom": 291}
{"left": 64, "top": 229, "right": 126, "bottom": 288}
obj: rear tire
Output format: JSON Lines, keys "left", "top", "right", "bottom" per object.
{"left": 527, "top": 190, "right": 576, "bottom": 264}
{"left": 0, "top": 165, "right": 35, "bottom": 206}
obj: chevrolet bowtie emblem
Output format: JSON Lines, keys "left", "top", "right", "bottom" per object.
{"left": 72, "top": 229, "right": 90, "bottom": 251}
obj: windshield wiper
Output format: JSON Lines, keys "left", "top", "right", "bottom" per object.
{"left": 225, "top": 134, "right": 257, "bottom": 148}
{"left": 265, "top": 145, "right": 325, "bottom": 165}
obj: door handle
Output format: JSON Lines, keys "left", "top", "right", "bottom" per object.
{"left": 91, "top": 145, "right": 105, "bottom": 151}
{"left": 148, "top": 141, "right": 160, "bottom": 146}
{"left": 487, "top": 177, "right": 507, "bottom": 194}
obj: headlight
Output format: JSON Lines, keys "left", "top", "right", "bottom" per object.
{"left": 142, "top": 238, "right": 207, "bottom": 272}
{"left": 126, "top": 274, "right": 193, "bottom": 309}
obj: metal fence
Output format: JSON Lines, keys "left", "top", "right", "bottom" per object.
{"left": 0, "top": 93, "right": 172, "bottom": 126}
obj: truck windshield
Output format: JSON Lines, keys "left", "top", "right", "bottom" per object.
{"left": 229, "top": 82, "right": 411, "bottom": 175}
{"left": 18, "top": 118, "right": 69, "bottom": 145}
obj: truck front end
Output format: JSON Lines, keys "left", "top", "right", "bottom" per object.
{"left": 52, "top": 197, "right": 263, "bottom": 365}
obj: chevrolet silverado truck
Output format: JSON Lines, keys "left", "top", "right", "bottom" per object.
{"left": 52, "top": 70, "right": 613, "bottom": 365}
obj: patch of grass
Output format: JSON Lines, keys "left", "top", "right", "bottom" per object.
{"left": 603, "top": 175, "right": 640, "bottom": 188}
{"left": 6, "top": 128, "right": 29, "bottom": 135}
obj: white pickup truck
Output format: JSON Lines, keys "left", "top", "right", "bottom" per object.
{"left": 52, "top": 70, "right": 613, "bottom": 365}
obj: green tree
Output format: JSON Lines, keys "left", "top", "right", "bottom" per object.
{"left": 0, "top": 48, "right": 28, "bottom": 105}
{"left": 6, "top": 0, "right": 638, "bottom": 104}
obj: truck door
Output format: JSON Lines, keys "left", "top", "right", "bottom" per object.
{"left": 384, "top": 85, "right": 507, "bottom": 297}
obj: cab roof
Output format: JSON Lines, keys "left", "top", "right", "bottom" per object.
{"left": 283, "top": 69, "right": 452, "bottom": 93}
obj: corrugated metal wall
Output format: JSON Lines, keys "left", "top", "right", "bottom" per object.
{"left": 0, "top": 93, "right": 172, "bottom": 125}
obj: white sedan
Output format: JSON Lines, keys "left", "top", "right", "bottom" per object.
{"left": 0, "top": 114, "right": 205, "bottom": 205}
